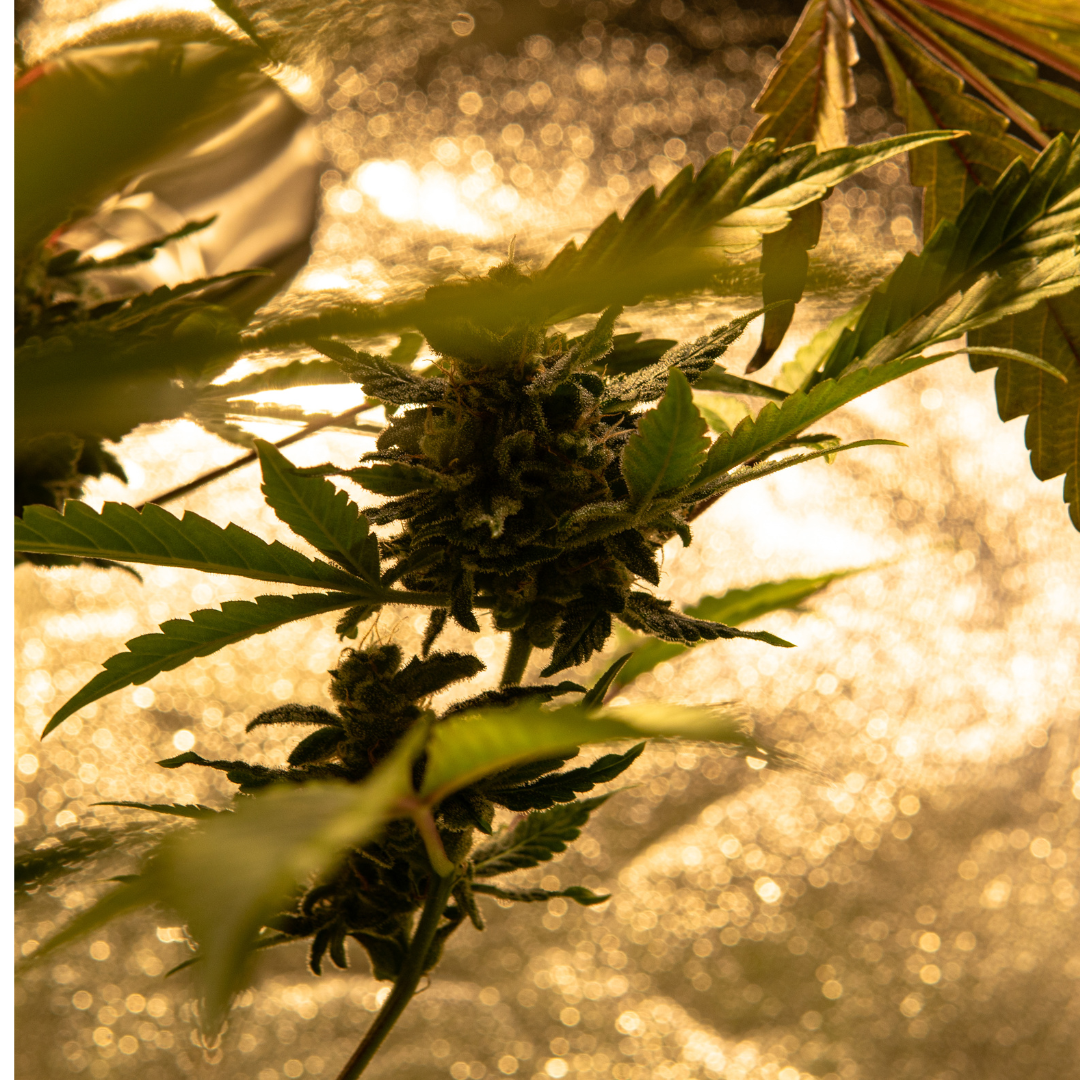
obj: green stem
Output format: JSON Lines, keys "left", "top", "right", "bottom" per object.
{"left": 500, "top": 630, "right": 533, "bottom": 688}
{"left": 333, "top": 871, "right": 457, "bottom": 1080}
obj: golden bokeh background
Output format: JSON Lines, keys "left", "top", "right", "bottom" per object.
{"left": 15, "top": 2, "right": 1080, "bottom": 1079}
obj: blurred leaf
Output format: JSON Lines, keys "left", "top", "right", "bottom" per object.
{"left": 420, "top": 700, "right": 749, "bottom": 805}
{"left": 751, "top": 0, "right": 859, "bottom": 151}
{"left": 32, "top": 725, "right": 425, "bottom": 1036}
{"left": 614, "top": 566, "right": 878, "bottom": 689}
{"left": 15, "top": 823, "right": 164, "bottom": 899}
{"left": 14, "top": 501, "right": 364, "bottom": 592}
{"left": 43, "top": 592, "right": 364, "bottom": 736}
{"left": 150, "top": 726, "right": 422, "bottom": 1036}
{"left": 256, "top": 440, "right": 380, "bottom": 581}
{"left": 15, "top": 39, "right": 262, "bottom": 255}
{"left": 621, "top": 370, "right": 710, "bottom": 507}
{"left": 774, "top": 299, "right": 867, "bottom": 393}
{"left": 207, "top": 359, "right": 348, "bottom": 399}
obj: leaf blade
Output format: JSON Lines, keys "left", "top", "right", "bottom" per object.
{"left": 421, "top": 700, "right": 750, "bottom": 805}
{"left": 750, "top": 0, "right": 859, "bottom": 152}
{"left": 14, "top": 501, "right": 365, "bottom": 592}
{"left": 149, "top": 724, "right": 423, "bottom": 1035}
{"left": 256, "top": 440, "right": 379, "bottom": 581}
{"left": 44, "top": 593, "right": 360, "bottom": 735}
{"left": 621, "top": 369, "right": 709, "bottom": 506}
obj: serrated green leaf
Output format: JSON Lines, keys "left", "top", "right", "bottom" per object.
{"left": 350, "top": 462, "right": 445, "bottom": 497}
{"left": 622, "top": 369, "right": 709, "bottom": 506}
{"left": 614, "top": 566, "right": 878, "bottom": 689}
{"left": 95, "top": 724, "right": 422, "bottom": 1037}
{"left": 14, "top": 501, "right": 365, "bottom": 592}
{"left": 968, "top": 293, "right": 1080, "bottom": 529}
{"left": 693, "top": 370, "right": 790, "bottom": 400}
{"left": 43, "top": 592, "right": 361, "bottom": 736}
{"left": 858, "top": 0, "right": 1037, "bottom": 239}
{"left": 689, "top": 138, "right": 1080, "bottom": 489}
{"left": 470, "top": 795, "right": 610, "bottom": 878}
{"left": 696, "top": 437, "right": 905, "bottom": 499}
{"left": 528, "top": 129, "right": 959, "bottom": 320}
{"left": 420, "top": 700, "right": 747, "bottom": 805}
{"left": 912, "top": 0, "right": 1080, "bottom": 84}
{"left": 751, "top": 0, "right": 859, "bottom": 151}
{"left": 483, "top": 742, "right": 646, "bottom": 811}
{"left": 582, "top": 653, "right": 634, "bottom": 708}
{"left": 693, "top": 356, "right": 934, "bottom": 488}
{"left": 256, "top": 440, "right": 379, "bottom": 581}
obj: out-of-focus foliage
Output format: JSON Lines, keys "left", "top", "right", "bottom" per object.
{"left": 14, "top": 16, "right": 321, "bottom": 543}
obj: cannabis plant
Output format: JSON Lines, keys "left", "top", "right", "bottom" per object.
{"left": 14, "top": 2, "right": 1080, "bottom": 1077}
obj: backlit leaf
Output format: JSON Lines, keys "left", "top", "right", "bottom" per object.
{"left": 14, "top": 501, "right": 364, "bottom": 592}
{"left": 256, "top": 440, "right": 379, "bottom": 581}
{"left": 751, "top": 0, "right": 859, "bottom": 151}
{"left": 420, "top": 700, "right": 749, "bottom": 805}
{"left": 968, "top": 293, "right": 1080, "bottom": 529}
{"left": 621, "top": 369, "right": 709, "bottom": 506}
{"left": 614, "top": 566, "right": 879, "bottom": 688}
{"left": 43, "top": 593, "right": 363, "bottom": 736}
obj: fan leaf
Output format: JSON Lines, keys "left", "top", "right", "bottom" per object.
{"left": 614, "top": 566, "right": 878, "bottom": 688}
{"left": 621, "top": 369, "right": 709, "bottom": 507}
{"left": 968, "top": 293, "right": 1080, "bottom": 529}
{"left": 420, "top": 700, "right": 748, "bottom": 805}
{"left": 751, "top": 0, "right": 859, "bottom": 152}
{"left": 43, "top": 592, "right": 362, "bottom": 736}
{"left": 14, "top": 501, "right": 366, "bottom": 593}
{"left": 256, "top": 440, "right": 380, "bottom": 581}
{"left": 470, "top": 795, "right": 611, "bottom": 878}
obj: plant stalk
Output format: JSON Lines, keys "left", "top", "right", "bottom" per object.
{"left": 333, "top": 870, "right": 457, "bottom": 1080}
{"left": 500, "top": 630, "right": 533, "bottom": 687}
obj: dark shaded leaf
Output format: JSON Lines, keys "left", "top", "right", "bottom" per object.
{"left": 472, "top": 882, "right": 610, "bottom": 906}
{"left": 256, "top": 440, "right": 380, "bottom": 581}
{"left": 620, "top": 593, "right": 795, "bottom": 648}
{"left": 470, "top": 795, "right": 610, "bottom": 878}
{"left": 14, "top": 501, "right": 365, "bottom": 592}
